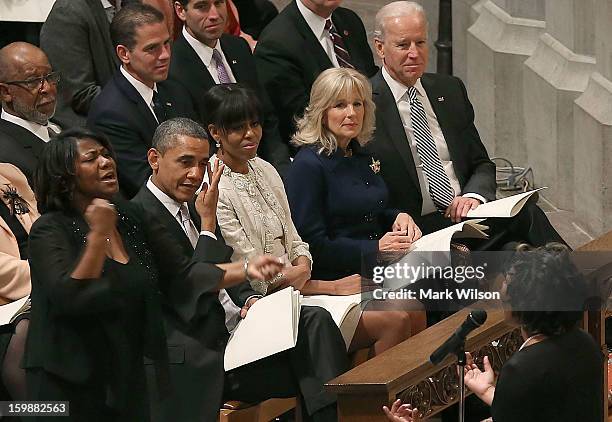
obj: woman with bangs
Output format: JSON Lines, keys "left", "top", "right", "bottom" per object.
{"left": 206, "top": 79, "right": 426, "bottom": 357}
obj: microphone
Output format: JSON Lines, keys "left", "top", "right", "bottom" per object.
{"left": 429, "top": 309, "right": 487, "bottom": 365}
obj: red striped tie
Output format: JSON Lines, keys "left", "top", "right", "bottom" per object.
{"left": 325, "top": 19, "right": 354, "bottom": 69}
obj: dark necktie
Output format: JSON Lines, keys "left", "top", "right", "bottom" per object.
{"left": 47, "top": 125, "right": 59, "bottom": 139}
{"left": 324, "top": 19, "right": 354, "bottom": 69}
{"left": 151, "top": 90, "right": 167, "bottom": 123}
{"left": 406, "top": 86, "right": 455, "bottom": 211}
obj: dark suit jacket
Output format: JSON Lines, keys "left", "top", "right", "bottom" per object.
{"left": 169, "top": 33, "right": 291, "bottom": 174}
{"left": 40, "top": 0, "right": 119, "bottom": 128}
{"left": 0, "top": 118, "right": 50, "bottom": 182}
{"left": 132, "top": 185, "right": 259, "bottom": 422}
{"left": 87, "top": 71, "right": 195, "bottom": 199}
{"left": 370, "top": 71, "right": 496, "bottom": 222}
{"left": 285, "top": 144, "right": 399, "bottom": 280}
{"left": 254, "top": 1, "right": 377, "bottom": 142}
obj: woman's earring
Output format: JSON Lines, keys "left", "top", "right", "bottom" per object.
{"left": 215, "top": 141, "right": 221, "bottom": 148}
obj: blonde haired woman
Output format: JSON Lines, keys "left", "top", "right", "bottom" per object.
{"left": 286, "top": 68, "right": 427, "bottom": 353}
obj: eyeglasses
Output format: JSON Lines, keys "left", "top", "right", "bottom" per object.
{"left": 2, "top": 72, "right": 61, "bottom": 91}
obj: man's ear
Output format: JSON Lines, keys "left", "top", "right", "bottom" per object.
{"left": 0, "top": 83, "right": 12, "bottom": 104}
{"left": 174, "top": 1, "right": 187, "bottom": 22}
{"left": 374, "top": 38, "right": 385, "bottom": 60}
{"left": 147, "top": 148, "right": 161, "bottom": 171}
{"left": 116, "top": 44, "right": 130, "bottom": 65}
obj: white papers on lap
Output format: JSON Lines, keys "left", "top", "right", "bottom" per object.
{"left": 301, "top": 294, "right": 362, "bottom": 348}
{"left": 410, "top": 219, "right": 489, "bottom": 252}
{"left": 224, "top": 287, "right": 301, "bottom": 371}
{"left": 466, "top": 187, "right": 547, "bottom": 218}
{"left": 0, "top": 296, "right": 30, "bottom": 326}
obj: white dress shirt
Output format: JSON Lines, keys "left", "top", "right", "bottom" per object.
{"left": 381, "top": 67, "right": 486, "bottom": 215}
{"left": 1, "top": 108, "right": 61, "bottom": 142}
{"left": 146, "top": 178, "right": 244, "bottom": 330}
{"left": 296, "top": 0, "right": 340, "bottom": 68}
{"left": 182, "top": 27, "right": 237, "bottom": 84}
{"left": 120, "top": 66, "right": 159, "bottom": 122}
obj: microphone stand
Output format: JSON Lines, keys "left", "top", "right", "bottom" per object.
{"left": 454, "top": 344, "right": 467, "bottom": 422}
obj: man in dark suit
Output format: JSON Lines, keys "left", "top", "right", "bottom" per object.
{"left": 88, "top": 3, "right": 195, "bottom": 198}
{"left": 0, "top": 42, "right": 61, "bottom": 181}
{"left": 370, "top": 1, "right": 565, "bottom": 248}
{"left": 170, "top": 0, "right": 291, "bottom": 174}
{"left": 133, "top": 117, "right": 349, "bottom": 422}
{"left": 40, "top": 0, "right": 120, "bottom": 128}
{"left": 254, "top": 0, "right": 378, "bottom": 144}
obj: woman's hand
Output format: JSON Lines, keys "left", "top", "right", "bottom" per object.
{"left": 84, "top": 198, "right": 117, "bottom": 238}
{"left": 391, "top": 213, "right": 422, "bottom": 242}
{"left": 246, "top": 255, "right": 284, "bottom": 282}
{"left": 463, "top": 353, "right": 496, "bottom": 406}
{"left": 379, "top": 231, "right": 413, "bottom": 252}
{"left": 383, "top": 399, "right": 420, "bottom": 422}
{"left": 332, "top": 274, "right": 363, "bottom": 295}
{"left": 196, "top": 158, "right": 225, "bottom": 232}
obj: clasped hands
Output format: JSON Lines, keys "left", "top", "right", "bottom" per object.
{"left": 379, "top": 212, "right": 422, "bottom": 252}
{"left": 383, "top": 352, "right": 495, "bottom": 421}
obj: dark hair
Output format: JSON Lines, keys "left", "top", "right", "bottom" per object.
{"left": 152, "top": 117, "right": 209, "bottom": 154}
{"left": 176, "top": 0, "right": 190, "bottom": 7}
{"left": 505, "top": 243, "right": 587, "bottom": 337}
{"left": 202, "top": 84, "right": 262, "bottom": 134}
{"left": 110, "top": 2, "right": 165, "bottom": 50}
{"left": 34, "top": 128, "right": 116, "bottom": 214}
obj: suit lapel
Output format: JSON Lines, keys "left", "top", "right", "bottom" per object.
{"left": 220, "top": 36, "right": 246, "bottom": 83}
{"left": 114, "top": 71, "right": 159, "bottom": 134}
{"left": 287, "top": 1, "right": 333, "bottom": 70}
{"left": 0, "top": 119, "right": 47, "bottom": 160}
{"left": 175, "top": 34, "right": 216, "bottom": 91}
{"left": 371, "top": 72, "right": 421, "bottom": 190}
{"left": 420, "top": 74, "right": 461, "bottom": 168}
{"left": 136, "top": 186, "right": 194, "bottom": 254}
{"left": 87, "top": 0, "right": 117, "bottom": 69}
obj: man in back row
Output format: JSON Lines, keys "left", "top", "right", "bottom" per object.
{"left": 254, "top": 0, "right": 378, "bottom": 145}
{"left": 88, "top": 2, "right": 194, "bottom": 198}
{"left": 170, "top": 0, "right": 291, "bottom": 174}
{"left": 0, "top": 43, "right": 61, "bottom": 182}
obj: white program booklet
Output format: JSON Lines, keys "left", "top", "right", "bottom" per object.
{"left": 410, "top": 219, "right": 489, "bottom": 252}
{"left": 224, "top": 287, "right": 301, "bottom": 371}
{"left": 0, "top": 296, "right": 30, "bottom": 326}
{"left": 301, "top": 293, "right": 363, "bottom": 347}
{"left": 466, "top": 187, "right": 547, "bottom": 218}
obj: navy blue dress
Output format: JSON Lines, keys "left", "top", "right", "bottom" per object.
{"left": 285, "top": 142, "right": 399, "bottom": 280}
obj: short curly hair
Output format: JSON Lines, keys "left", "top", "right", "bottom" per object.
{"left": 505, "top": 243, "right": 586, "bottom": 337}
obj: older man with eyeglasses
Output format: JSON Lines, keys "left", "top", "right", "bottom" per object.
{"left": 0, "top": 42, "right": 62, "bottom": 182}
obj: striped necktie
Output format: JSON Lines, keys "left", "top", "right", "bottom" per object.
{"left": 324, "top": 19, "right": 354, "bottom": 69}
{"left": 406, "top": 86, "right": 455, "bottom": 211}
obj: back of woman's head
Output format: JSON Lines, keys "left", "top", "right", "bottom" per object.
{"left": 202, "top": 84, "right": 262, "bottom": 134}
{"left": 292, "top": 67, "right": 375, "bottom": 155}
{"left": 34, "top": 128, "right": 114, "bottom": 214}
{"left": 505, "top": 243, "right": 587, "bottom": 336}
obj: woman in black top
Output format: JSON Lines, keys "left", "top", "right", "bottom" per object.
{"left": 384, "top": 243, "right": 603, "bottom": 422}
{"left": 24, "top": 129, "right": 282, "bottom": 421}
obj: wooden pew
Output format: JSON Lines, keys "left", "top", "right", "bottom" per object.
{"left": 326, "top": 231, "right": 612, "bottom": 421}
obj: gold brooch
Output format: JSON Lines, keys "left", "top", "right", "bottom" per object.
{"left": 370, "top": 158, "right": 381, "bottom": 174}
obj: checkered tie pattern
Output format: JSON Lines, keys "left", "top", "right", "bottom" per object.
{"left": 324, "top": 19, "right": 354, "bottom": 69}
{"left": 406, "top": 86, "right": 455, "bottom": 211}
{"left": 212, "top": 49, "right": 232, "bottom": 84}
